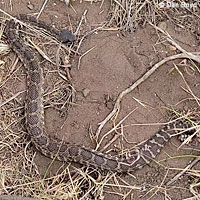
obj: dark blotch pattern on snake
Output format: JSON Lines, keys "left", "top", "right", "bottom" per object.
{"left": 5, "top": 14, "right": 196, "bottom": 173}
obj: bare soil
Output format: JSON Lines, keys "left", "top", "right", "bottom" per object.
{"left": 0, "top": 1, "right": 200, "bottom": 200}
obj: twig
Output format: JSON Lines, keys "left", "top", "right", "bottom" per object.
{"left": 167, "top": 38, "right": 200, "bottom": 63}
{"left": 101, "top": 125, "right": 122, "bottom": 152}
{"left": 95, "top": 108, "right": 137, "bottom": 151}
{"left": 37, "top": 0, "right": 49, "bottom": 19}
{"left": 78, "top": 46, "right": 96, "bottom": 70}
{"left": 96, "top": 52, "right": 200, "bottom": 138}
{"left": 0, "top": 58, "right": 21, "bottom": 89}
{"left": 174, "top": 64, "right": 200, "bottom": 106}
{"left": 76, "top": 25, "right": 105, "bottom": 54}
{"left": 0, "top": 195, "right": 39, "bottom": 200}
{"left": 0, "top": 91, "right": 25, "bottom": 107}
{"left": 166, "top": 156, "right": 200, "bottom": 186}
{"left": 183, "top": 197, "right": 199, "bottom": 200}
{"left": 74, "top": 10, "right": 88, "bottom": 35}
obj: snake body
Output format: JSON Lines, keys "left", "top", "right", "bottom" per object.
{"left": 5, "top": 14, "right": 194, "bottom": 173}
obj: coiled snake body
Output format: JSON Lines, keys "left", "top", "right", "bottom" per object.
{"left": 5, "top": 14, "right": 193, "bottom": 173}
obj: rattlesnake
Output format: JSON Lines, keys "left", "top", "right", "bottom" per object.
{"left": 5, "top": 14, "right": 196, "bottom": 173}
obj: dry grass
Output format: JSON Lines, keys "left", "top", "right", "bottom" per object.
{"left": 0, "top": 9, "right": 142, "bottom": 200}
{"left": 109, "top": 0, "right": 200, "bottom": 33}
{"left": 0, "top": 1, "right": 200, "bottom": 199}
{"left": 0, "top": 11, "right": 77, "bottom": 199}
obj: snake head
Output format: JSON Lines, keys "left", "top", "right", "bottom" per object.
{"left": 59, "top": 29, "right": 76, "bottom": 43}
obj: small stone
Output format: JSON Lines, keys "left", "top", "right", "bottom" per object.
{"left": 64, "top": 0, "right": 70, "bottom": 6}
{"left": 27, "top": 3, "right": 34, "bottom": 10}
{"left": 82, "top": 88, "right": 90, "bottom": 97}
{"left": 158, "top": 21, "right": 167, "bottom": 31}
{"left": 169, "top": 45, "right": 177, "bottom": 51}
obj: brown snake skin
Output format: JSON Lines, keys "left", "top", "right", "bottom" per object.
{"left": 5, "top": 14, "right": 195, "bottom": 173}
